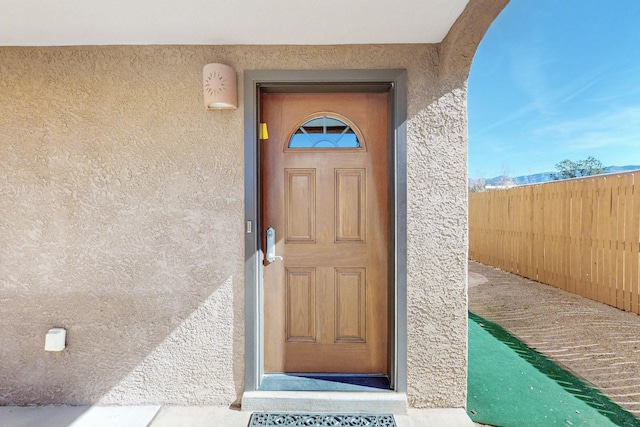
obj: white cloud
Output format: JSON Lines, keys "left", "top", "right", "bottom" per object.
{"left": 470, "top": 68, "right": 605, "bottom": 139}
{"left": 535, "top": 105, "right": 640, "bottom": 150}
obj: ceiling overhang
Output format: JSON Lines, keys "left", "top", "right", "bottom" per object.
{"left": 1, "top": 0, "right": 468, "bottom": 46}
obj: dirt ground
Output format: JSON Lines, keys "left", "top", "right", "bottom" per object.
{"left": 468, "top": 260, "right": 640, "bottom": 420}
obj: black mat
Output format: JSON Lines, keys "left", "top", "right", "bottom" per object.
{"left": 248, "top": 413, "right": 396, "bottom": 426}
{"left": 259, "top": 374, "right": 391, "bottom": 392}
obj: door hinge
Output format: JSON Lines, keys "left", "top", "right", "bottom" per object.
{"left": 259, "top": 123, "right": 269, "bottom": 140}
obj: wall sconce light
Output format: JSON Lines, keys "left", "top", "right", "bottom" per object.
{"left": 203, "top": 63, "right": 238, "bottom": 110}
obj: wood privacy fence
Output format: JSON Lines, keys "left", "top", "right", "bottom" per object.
{"left": 469, "top": 171, "right": 640, "bottom": 315}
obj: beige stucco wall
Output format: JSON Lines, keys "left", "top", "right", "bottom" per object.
{"left": 0, "top": 1, "right": 505, "bottom": 409}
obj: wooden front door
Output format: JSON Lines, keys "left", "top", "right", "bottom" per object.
{"left": 261, "top": 92, "right": 389, "bottom": 374}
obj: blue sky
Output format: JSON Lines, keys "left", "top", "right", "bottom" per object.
{"left": 468, "top": 0, "right": 640, "bottom": 179}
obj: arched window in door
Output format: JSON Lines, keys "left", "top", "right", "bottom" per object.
{"left": 287, "top": 114, "right": 365, "bottom": 150}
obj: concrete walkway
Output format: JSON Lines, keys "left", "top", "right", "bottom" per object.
{"left": 0, "top": 405, "right": 474, "bottom": 427}
{"left": 469, "top": 260, "right": 640, "bottom": 418}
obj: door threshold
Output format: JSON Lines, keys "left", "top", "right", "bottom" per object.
{"left": 260, "top": 373, "right": 391, "bottom": 392}
{"left": 241, "top": 390, "right": 407, "bottom": 414}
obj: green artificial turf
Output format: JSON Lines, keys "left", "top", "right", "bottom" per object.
{"left": 467, "top": 312, "right": 640, "bottom": 427}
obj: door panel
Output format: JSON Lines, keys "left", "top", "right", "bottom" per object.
{"left": 285, "top": 267, "right": 316, "bottom": 342}
{"left": 335, "top": 169, "right": 366, "bottom": 242}
{"left": 261, "top": 92, "right": 388, "bottom": 374}
{"left": 335, "top": 267, "right": 367, "bottom": 343}
{"left": 285, "top": 169, "right": 316, "bottom": 243}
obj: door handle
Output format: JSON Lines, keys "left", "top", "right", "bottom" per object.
{"left": 266, "top": 227, "right": 283, "bottom": 263}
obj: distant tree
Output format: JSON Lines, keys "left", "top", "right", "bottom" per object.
{"left": 550, "top": 156, "right": 605, "bottom": 180}
{"left": 469, "top": 178, "right": 486, "bottom": 193}
{"left": 495, "top": 175, "right": 514, "bottom": 187}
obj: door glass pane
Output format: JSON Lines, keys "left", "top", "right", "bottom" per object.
{"left": 289, "top": 115, "right": 361, "bottom": 148}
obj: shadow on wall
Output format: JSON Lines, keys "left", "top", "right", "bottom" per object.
{"left": 0, "top": 47, "right": 245, "bottom": 408}
{"left": 1, "top": 269, "right": 245, "bottom": 407}
{"left": 99, "top": 276, "right": 242, "bottom": 404}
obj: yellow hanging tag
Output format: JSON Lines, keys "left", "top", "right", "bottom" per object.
{"left": 260, "top": 123, "right": 269, "bottom": 140}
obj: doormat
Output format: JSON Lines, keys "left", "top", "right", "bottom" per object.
{"left": 248, "top": 413, "right": 396, "bottom": 426}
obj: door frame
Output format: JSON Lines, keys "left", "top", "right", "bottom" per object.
{"left": 244, "top": 69, "right": 407, "bottom": 392}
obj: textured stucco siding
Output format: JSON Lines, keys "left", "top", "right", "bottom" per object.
{"left": 0, "top": 4, "right": 505, "bottom": 405}
{"left": 0, "top": 47, "right": 246, "bottom": 405}
{"left": 406, "top": 83, "right": 470, "bottom": 408}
